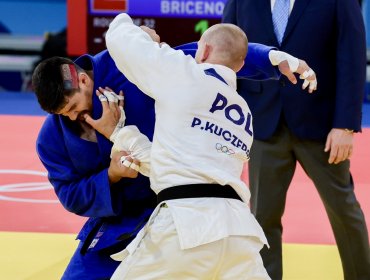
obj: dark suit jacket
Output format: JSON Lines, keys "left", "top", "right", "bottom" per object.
{"left": 223, "top": 0, "right": 366, "bottom": 141}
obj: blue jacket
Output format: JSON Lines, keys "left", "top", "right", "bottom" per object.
{"left": 223, "top": 0, "right": 366, "bottom": 140}
{"left": 36, "top": 43, "right": 278, "bottom": 254}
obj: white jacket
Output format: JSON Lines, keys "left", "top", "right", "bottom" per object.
{"left": 106, "top": 13, "right": 267, "bottom": 251}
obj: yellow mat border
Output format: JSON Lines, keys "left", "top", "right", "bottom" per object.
{"left": 0, "top": 231, "right": 343, "bottom": 280}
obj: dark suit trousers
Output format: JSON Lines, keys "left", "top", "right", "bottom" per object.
{"left": 249, "top": 122, "right": 370, "bottom": 280}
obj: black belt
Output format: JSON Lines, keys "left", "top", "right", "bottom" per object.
{"left": 157, "top": 183, "right": 242, "bottom": 204}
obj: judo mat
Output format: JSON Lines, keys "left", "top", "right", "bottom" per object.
{"left": 0, "top": 92, "right": 369, "bottom": 280}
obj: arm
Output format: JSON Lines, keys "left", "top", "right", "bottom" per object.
{"left": 222, "top": 0, "right": 317, "bottom": 92}
{"left": 325, "top": 0, "right": 366, "bottom": 164}
{"left": 333, "top": 0, "right": 365, "bottom": 132}
{"left": 84, "top": 88, "right": 151, "bottom": 177}
{"left": 175, "top": 42, "right": 316, "bottom": 90}
{"left": 239, "top": 43, "right": 279, "bottom": 80}
{"left": 36, "top": 119, "right": 116, "bottom": 217}
{"left": 106, "top": 13, "right": 200, "bottom": 100}
{"left": 36, "top": 117, "right": 138, "bottom": 217}
{"left": 175, "top": 41, "right": 279, "bottom": 80}
{"left": 111, "top": 126, "right": 152, "bottom": 177}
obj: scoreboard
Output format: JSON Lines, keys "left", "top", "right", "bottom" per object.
{"left": 67, "top": 0, "right": 227, "bottom": 56}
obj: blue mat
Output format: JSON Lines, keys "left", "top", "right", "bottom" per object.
{"left": 0, "top": 92, "right": 46, "bottom": 116}
{"left": 363, "top": 103, "right": 370, "bottom": 127}
{"left": 0, "top": 92, "right": 369, "bottom": 128}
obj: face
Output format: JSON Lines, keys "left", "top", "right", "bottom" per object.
{"left": 57, "top": 88, "right": 93, "bottom": 121}
{"left": 57, "top": 73, "right": 93, "bottom": 121}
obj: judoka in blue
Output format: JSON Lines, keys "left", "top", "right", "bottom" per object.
{"left": 35, "top": 43, "right": 280, "bottom": 279}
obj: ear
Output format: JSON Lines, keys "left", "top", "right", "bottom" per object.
{"left": 78, "top": 72, "right": 90, "bottom": 88}
{"left": 235, "top": 60, "right": 245, "bottom": 72}
{"left": 201, "top": 43, "right": 211, "bottom": 63}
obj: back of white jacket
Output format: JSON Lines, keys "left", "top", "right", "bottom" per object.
{"left": 106, "top": 13, "right": 267, "bottom": 250}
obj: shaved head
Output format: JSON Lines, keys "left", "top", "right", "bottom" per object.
{"left": 196, "top": 23, "right": 248, "bottom": 71}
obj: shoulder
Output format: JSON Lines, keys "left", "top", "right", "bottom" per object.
{"left": 38, "top": 115, "right": 63, "bottom": 142}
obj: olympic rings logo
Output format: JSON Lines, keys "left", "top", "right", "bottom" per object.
{"left": 215, "top": 143, "right": 235, "bottom": 155}
{"left": 0, "top": 169, "right": 58, "bottom": 203}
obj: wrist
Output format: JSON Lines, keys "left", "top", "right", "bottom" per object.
{"left": 268, "top": 50, "right": 280, "bottom": 66}
{"left": 107, "top": 167, "right": 121, "bottom": 184}
{"left": 269, "top": 50, "right": 299, "bottom": 72}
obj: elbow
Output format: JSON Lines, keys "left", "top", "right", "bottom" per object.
{"left": 61, "top": 198, "right": 89, "bottom": 216}
{"left": 56, "top": 188, "right": 92, "bottom": 217}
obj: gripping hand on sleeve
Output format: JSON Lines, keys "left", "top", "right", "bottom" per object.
{"left": 269, "top": 50, "right": 317, "bottom": 93}
{"left": 111, "top": 126, "right": 152, "bottom": 177}
{"left": 108, "top": 151, "right": 140, "bottom": 184}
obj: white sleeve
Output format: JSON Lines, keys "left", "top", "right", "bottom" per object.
{"left": 105, "top": 13, "right": 196, "bottom": 100}
{"left": 110, "top": 125, "right": 152, "bottom": 177}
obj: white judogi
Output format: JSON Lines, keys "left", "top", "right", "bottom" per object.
{"left": 106, "top": 13, "right": 269, "bottom": 279}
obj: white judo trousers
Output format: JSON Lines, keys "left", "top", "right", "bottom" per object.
{"left": 111, "top": 206, "right": 269, "bottom": 280}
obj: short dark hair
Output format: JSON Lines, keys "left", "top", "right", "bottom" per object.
{"left": 32, "top": 57, "right": 79, "bottom": 113}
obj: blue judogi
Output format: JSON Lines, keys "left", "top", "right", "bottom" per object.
{"left": 36, "top": 43, "right": 278, "bottom": 279}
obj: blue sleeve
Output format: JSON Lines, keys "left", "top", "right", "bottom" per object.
{"left": 239, "top": 42, "right": 279, "bottom": 80}
{"left": 175, "top": 42, "right": 279, "bottom": 80}
{"left": 36, "top": 116, "right": 117, "bottom": 218}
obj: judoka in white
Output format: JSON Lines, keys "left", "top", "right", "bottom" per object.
{"left": 105, "top": 13, "right": 273, "bottom": 279}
